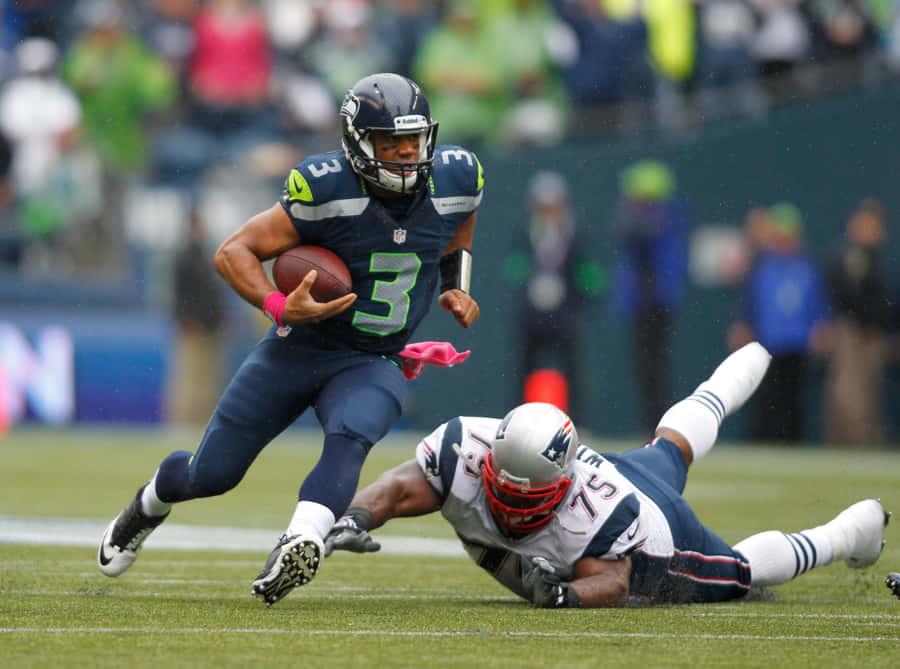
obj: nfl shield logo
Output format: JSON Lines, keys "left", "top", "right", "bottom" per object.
{"left": 393, "top": 228, "right": 407, "bottom": 244}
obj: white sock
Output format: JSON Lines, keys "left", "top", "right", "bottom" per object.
{"left": 695, "top": 342, "right": 771, "bottom": 417}
{"left": 286, "top": 501, "right": 335, "bottom": 543}
{"left": 656, "top": 398, "right": 720, "bottom": 460}
{"left": 733, "top": 525, "right": 835, "bottom": 587}
{"left": 140, "top": 472, "right": 172, "bottom": 518}
{"left": 656, "top": 342, "right": 771, "bottom": 460}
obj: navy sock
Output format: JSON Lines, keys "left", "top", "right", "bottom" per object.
{"left": 298, "top": 434, "right": 369, "bottom": 518}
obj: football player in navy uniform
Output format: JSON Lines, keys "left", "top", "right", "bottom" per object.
{"left": 98, "top": 73, "right": 482, "bottom": 606}
{"left": 325, "top": 342, "right": 890, "bottom": 607}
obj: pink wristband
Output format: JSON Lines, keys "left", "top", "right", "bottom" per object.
{"left": 263, "top": 291, "right": 286, "bottom": 327}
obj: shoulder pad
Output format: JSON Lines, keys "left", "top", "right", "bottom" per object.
{"left": 431, "top": 145, "right": 484, "bottom": 196}
{"left": 281, "top": 151, "right": 357, "bottom": 207}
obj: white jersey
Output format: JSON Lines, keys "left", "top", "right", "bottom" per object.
{"left": 414, "top": 416, "right": 675, "bottom": 602}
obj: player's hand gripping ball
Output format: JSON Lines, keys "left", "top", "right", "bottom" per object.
{"left": 273, "top": 246, "right": 352, "bottom": 302}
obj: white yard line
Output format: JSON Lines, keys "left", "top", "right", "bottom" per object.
{"left": 0, "top": 516, "right": 464, "bottom": 557}
{"left": 0, "top": 627, "right": 896, "bottom": 642}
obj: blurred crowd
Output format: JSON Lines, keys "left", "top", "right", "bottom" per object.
{"left": 725, "top": 196, "right": 897, "bottom": 447}
{"left": 0, "top": 1, "right": 897, "bottom": 443}
{"left": 505, "top": 163, "right": 898, "bottom": 447}
{"left": 1, "top": 0, "right": 899, "bottom": 279}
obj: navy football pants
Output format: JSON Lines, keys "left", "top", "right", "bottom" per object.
{"left": 605, "top": 439, "right": 752, "bottom": 603}
{"left": 155, "top": 327, "right": 408, "bottom": 517}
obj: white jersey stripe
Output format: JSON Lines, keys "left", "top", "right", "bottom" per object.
{"left": 431, "top": 191, "right": 482, "bottom": 215}
{"left": 289, "top": 198, "right": 370, "bottom": 221}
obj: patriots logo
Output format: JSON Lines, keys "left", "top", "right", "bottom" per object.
{"left": 540, "top": 419, "right": 574, "bottom": 467}
{"left": 423, "top": 444, "right": 438, "bottom": 477}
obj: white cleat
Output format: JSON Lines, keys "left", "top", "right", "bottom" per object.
{"left": 830, "top": 498, "right": 890, "bottom": 569}
{"left": 98, "top": 484, "right": 169, "bottom": 577}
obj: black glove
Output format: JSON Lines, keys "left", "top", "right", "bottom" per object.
{"left": 324, "top": 508, "right": 381, "bottom": 557}
{"left": 887, "top": 572, "right": 900, "bottom": 600}
{"left": 521, "top": 556, "right": 581, "bottom": 608}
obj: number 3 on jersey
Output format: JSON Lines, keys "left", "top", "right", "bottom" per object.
{"left": 352, "top": 252, "right": 422, "bottom": 335}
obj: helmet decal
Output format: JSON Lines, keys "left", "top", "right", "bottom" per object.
{"left": 540, "top": 419, "right": 574, "bottom": 468}
{"left": 393, "top": 114, "right": 429, "bottom": 131}
{"left": 340, "top": 93, "right": 360, "bottom": 123}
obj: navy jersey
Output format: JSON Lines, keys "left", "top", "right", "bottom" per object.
{"left": 279, "top": 146, "right": 483, "bottom": 355}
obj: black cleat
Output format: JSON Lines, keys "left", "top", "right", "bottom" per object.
{"left": 251, "top": 534, "right": 324, "bottom": 606}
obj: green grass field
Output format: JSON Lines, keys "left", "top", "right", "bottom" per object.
{"left": 1, "top": 427, "right": 898, "bottom": 668}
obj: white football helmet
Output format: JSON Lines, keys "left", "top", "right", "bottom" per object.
{"left": 483, "top": 403, "right": 578, "bottom": 534}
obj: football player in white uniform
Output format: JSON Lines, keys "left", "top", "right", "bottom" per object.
{"left": 326, "top": 342, "right": 890, "bottom": 607}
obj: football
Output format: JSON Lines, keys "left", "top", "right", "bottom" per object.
{"left": 272, "top": 245, "right": 352, "bottom": 302}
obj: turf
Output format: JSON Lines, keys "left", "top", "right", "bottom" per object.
{"left": 1, "top": 428, "right": 898, "bottom": 668}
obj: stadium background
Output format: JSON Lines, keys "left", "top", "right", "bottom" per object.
{"left": 3, "top": 81, "right": 900, "bottom": 440}
{"left": 1, "top": 2, "right": 899, "bottom": 443}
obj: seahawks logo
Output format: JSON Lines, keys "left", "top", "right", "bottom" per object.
{"left": 341, "top": 93, "right": 359, "bottom": 121}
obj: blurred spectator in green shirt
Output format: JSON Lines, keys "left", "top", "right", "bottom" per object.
{"left": 62, "top": 0, "right": 176, "bottom": 173}
{"left": 485, "top": 0, "right": 572, "bottom": 147}
{"left": 411, "top": 0, "right": 509, "bottom": 147}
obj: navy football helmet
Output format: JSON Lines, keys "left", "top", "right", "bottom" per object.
{"left": 340, "top": 73, "right": 438, "bottom": 194}
{"left": 483, "top": 403, "right": 578, "bottom": 534}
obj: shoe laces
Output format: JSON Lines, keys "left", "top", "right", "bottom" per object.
{"left": 112, "top": 502, "right": 164, "bottom": 551}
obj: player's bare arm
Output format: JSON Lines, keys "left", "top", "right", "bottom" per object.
{"left": 350, "top": 459, "right": 441, "bottom": 527}
{"left": 324, "top": 459, "right": 442, "bottom": 557}
{"left": 569, "top": 555, "right": 632, "bottom": 608}
{"left": 214, "top": 203, "right": 356, "bottom": 324}
{"left": 439, "top": 212, "right": 479, "bottom": 328}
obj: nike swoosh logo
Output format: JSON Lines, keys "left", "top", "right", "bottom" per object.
{"left": 626, "top": 522, "right": 639, "bottom": 541}
{"left": 290, "top": 174, "right": 304, "bottom": 194}
{"left": 98, "top": 542, "right": 113, "bottom": 566}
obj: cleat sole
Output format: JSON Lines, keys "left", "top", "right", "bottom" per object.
{"left": 251, "top": 539, "right": 320, "bottom": 606}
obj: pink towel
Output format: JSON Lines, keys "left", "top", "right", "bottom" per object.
{"left": 398, "top": 341, "right": 471, "bottom": 380}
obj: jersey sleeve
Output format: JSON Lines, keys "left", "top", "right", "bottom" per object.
{"left": 277, "top": 152, "right": 368, "bottom": 241}
{"left": 430, "top": 146, "right": 484, "bottom": 222}
{"left": 279, "top": 162, "right": 317, "bottom": 225}
{"left": 580, "top": 492, "right": 648, "bottom": 561}
{"left": 414, "top": 416, "right": 466, "bottom": 502}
